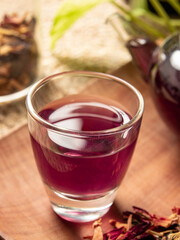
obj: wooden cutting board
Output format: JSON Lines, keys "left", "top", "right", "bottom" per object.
{"left": 0, "top": 63, "right": 179, "bottom": 240}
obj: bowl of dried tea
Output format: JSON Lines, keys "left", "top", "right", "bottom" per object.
{"left": 0, "top": 13, "right": 38, "bottom": 105}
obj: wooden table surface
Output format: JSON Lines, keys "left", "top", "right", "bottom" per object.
{"left": 0, "top": 63, "right": 179, "bottom": 240}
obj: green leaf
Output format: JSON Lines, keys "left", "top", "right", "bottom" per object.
{"left": 111, "top": 0, "right": 179, "bottom": 39}
{"left": 50, "top": 0, "right": 106, "bottom": 49}
{"left": 149, "top": 0, "right": 175, "bottom": 32}
{"left": 167, "top": 0, "right": 180, "bottom": 15}
{"left": 130, "top": 0, "right": 148, "bottom": 10}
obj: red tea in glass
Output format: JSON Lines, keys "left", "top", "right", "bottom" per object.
{"left": 31, "top": 95, "right": 137, "bottom": 197}
{"left": 26, "top": 71, "right": 144, "bottom": 222}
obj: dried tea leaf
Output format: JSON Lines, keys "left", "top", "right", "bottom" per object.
{"left": 0, "top": 63, "right": 10, "bottom": 77}
{"left": 0, "top": 13, "right": 38, "bottom": 96}
{"left": 0, "top": 45, "right": 13, "bottom": 55}
{"left": 0, "top": 27, "right": 21, "bottom": 38}
{"left": 0, "top": 77, "right": 7, "bottom": 85}
{"left": 109, "top": 219, "right": 128, "bottom": 229}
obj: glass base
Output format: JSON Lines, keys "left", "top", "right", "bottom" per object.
{"left": 45, "top": 184, "right": 117, "bottom": 222}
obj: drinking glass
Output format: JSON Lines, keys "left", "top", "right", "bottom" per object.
{"left": 26, "top": 71, "right": 144, "bottom": 222}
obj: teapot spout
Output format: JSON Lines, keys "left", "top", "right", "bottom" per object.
{"left": 126, "top": 38, "right": 158, "bottom": 83}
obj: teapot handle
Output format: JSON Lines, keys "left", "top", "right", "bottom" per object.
{"left": 126, "top": 38, "right": 158, "bottom": 83}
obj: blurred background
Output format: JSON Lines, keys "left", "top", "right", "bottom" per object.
{"left": 0, "top": 0, "right": 179, "bottom": 138}
{"left": 0, "top": 0, "right": 131, "bottom": 138}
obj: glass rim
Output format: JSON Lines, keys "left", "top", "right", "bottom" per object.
{"left": 26, "top": 70, "right": 144, "bottom": 135}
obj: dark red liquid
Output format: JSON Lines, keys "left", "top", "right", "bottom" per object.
{"left": 30, "top": 95, "right": 137, "bottom": 197}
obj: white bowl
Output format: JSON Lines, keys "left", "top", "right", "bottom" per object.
{"left": 0, "top": 83, "right": 35, "bottom": 106}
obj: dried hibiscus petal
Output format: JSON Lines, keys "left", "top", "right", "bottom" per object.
{"left": 83, "top": 219, "right": 104, "bottom": 240}
{"left": 151, "top": 215, "right": 173, "bottom": 228}
{"left": 109, "top": 214, "right": 132, "bottom": 232}
{"left": 84, "top": 207, "right": 180, "bottom": 240}
{"left": 120, "top": 223, "right": 151, "bottom": 240}
{"left": 92, "top": 220, "right": 104, "bottom": 240}
{"left": 172, "top": 207, "right": 180, "bottom": 216}
{"left": 122, "top": 206, "right": 153, "bottom": 225}
{"left": 105, "top": 227, "right": 126, "bottom": 240}
{"left": 133, "top": 207, "right": 152, "bottom": 218}
{"left": 123, "top": 211, "right": 150, "bottom": 225}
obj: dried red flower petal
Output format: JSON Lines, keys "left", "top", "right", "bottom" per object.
{"left": 133, "top": 207, "right": 152, "bottom": 218}
{"left": 83, "top": 221, "right": 104, "bottom": 240}
{"left": 134, "top": 233, "right": 156, "bottom": 240}
{"left": 105, "top": 227, "right": 126, "bottom": 240}
{"left": 151, "top": 215, "right": 173, "bottom": 228}
{"left": 84, "top": 207, "right": 180, "bottom": 240}
{"left": 120, "top": 223, "right": 151, "bottom": 240}
{"left": 123, "top": 211, "right": 150, "bottom": 225}
{"left": 172, "top": 207, "right": 180, "bottom": 215}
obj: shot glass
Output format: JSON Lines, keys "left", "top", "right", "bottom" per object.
{"left": 26, "top": 71, "right": 144, "bottom": 222}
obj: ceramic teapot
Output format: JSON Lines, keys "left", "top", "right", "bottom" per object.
{"left": 126, "top": 33, "right": 180, "bottom": 135}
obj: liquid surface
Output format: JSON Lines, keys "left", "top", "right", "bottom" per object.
{"left": 31, "top": 95, "right": 137, "bottom": 197}
{"left": 39, "top": 95, "right": 131, "bottom": 132}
